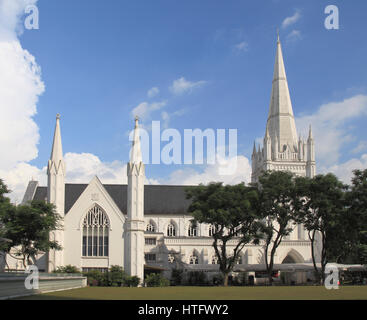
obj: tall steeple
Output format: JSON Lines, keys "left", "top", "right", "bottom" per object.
{"left": 47, "top": 114, "right": 65, "bottom": 271}
{"left": 266, "top": 34, "right": 298, "bottom": 152}
{"left": 50, "top": 114, "right": 64, "bottom": 164}
{"left": 251, "top": 34, "right": 316, "bottom": 183}
{"left": 125, "top": 117, "right": 145, "bottom": 284}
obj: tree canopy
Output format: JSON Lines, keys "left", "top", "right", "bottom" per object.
{"left": 256, "top": 171, "right": 302, "bottom": 284}
{"left": 186, "top": 182, "right": 263, "bottom": 286}
{"left": 0, "top": 180, "right": 63, "bottom": 269}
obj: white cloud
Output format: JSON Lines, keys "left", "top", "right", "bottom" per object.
{"left": 296, "top": 94, "right": 367, "bottom": 168}
{"left": 64, "top": 153, "right": 127, "bottom": 184}
{"left": 325, "top": 154, "right": 367, "bottom": 184}
{"left": 147, "top": 87, "right": 159, "bottom": 98}
{"left": 164, "top": 155, "right": 252, "bottom": 186}
{"left": 169, "top": 77, "right": 207, "bottom": 95}
{"left": 281, "top": 10, "right": 301, "bottom": 29}
{"left": 0, "top": 0, "right": 45, "bottom": 202}
{"left": 351, "top": 140, "right": 367, "bottom": 154}
{"left": 286, "top": 30, "right": 302, "bottom": 42}
{"left": 0, "top": 163, "right": 46, "bottom": 204}
{"left": 234, "top": 41, "right": 249, "bottom": 53}
{"left": 131, "top": 101, "right": 167, "bottom": 121}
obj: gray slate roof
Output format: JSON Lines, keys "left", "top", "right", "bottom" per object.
{"left": 33, "top": 184, "right": 193, "bottom": 215}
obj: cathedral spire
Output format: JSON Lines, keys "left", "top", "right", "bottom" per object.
{"left": 130, "top": 116, "right": 142, "bottom": 164}
{"left": 266, "top": 34, "right": 298, "bottom": 151}
{"left": 308, "top": 125, "right": 313, "bottom": 141}
{"left": 50, "top": 114, "right": 63, "bottom": 163}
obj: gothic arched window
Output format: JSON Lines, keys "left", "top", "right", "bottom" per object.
{"left": 189, "top": 253, "right": 199, "bottom": 265}
{"left": 208, "top": 225, "right": 215, "bottom": 237}
{"left": 188, "top": 223, "right": 198, "bottom": 237}
{"left": 168, "top": 254, "right": 175, "bottom": 264}
{"left": 167, "top": 224, "right": 176, "bottom": 237}
{"left": 211, "top": 256, "right": 218, "bottom": 264}
{"left": 82, "top": 205, "right": 110, "bottom": 257}
{"left": 146, "top": 223, "right": 155, "bottom": 232}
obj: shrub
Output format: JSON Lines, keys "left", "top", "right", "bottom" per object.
{"left": 124, "top": 275, "right": 140, "bottom": 287}
{"left": 212, "top": 273, "right": 224, "bottom": 286}
{"left": 53, "top": 265, "right": 80, "bottom": 274}
{"left": 83, "top": 270, "right": 103, "bottom": 286}
{"left": 171, "top": 269, "right": 183, "bottom": 286}
{"left": 108, "top": 265, "right": 126, "bottom": 287}
{"left": 187, "top": 271, "right": 207, "bottom": 286}
{"left": 145, "top": 273, "right": 170, "bottom": 287}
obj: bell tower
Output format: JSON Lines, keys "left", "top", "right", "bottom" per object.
{"left": 125, "top": 117, "right": 145, "bottom": 283}
{"left": 47, "top": 114, "right": 65, "bottom": 271}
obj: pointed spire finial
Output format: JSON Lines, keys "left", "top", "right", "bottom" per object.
{"left": 130, "top": 117, "right": 143, "bottom": 164}
{"left": 277, "top": 28, "right": 280, "bottom": 43}
{"left": 308, "top": 125, "right": 313, "bottom": 140}
{"left": 50, "top": 113, "right": 63, "bottom": 162}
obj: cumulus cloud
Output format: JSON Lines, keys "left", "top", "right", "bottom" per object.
{"left": 281, "top": 10, "right": 301, "bottom": 29}
{"left": 147, "top": 87, "right": 159, "bottom": 98}
{"left": 64, "top": 153, "right": 127, "bottom": 184}
{"left": 163, "top": 155, "right": 252, "bottom": 186}
{"left": 326, "top": 154, "right": 367, "bottom": 184}
{"left": 169, "top": 77, "right": 207, "bottom": 95}
{"left": 0, "top": 0, "right": 45, "bottom": 202}
{"left": 131, "top": 101, "right": 167, "bottom": 122}
{"left": 296, "top": 94, "right": 367, "bottom": 184}
{"left": 296, "top": 94, "right": 367, "bottom": 167}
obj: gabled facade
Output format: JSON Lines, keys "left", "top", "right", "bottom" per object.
{"left": 4, "top": 37, "right": 320, "bottom": 284}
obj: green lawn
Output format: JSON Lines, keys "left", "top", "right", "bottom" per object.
{"left": 17, "top": 285, "right": 367, "bottom": 300}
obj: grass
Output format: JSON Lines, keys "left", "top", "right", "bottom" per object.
{"left": 16, "top": 285, "right": 367, "bottom": 300}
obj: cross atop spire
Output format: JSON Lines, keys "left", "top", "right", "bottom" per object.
{"left": 266, "top": 34, "right": 298, "bottom": 152}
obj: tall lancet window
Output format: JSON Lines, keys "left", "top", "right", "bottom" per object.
{"left": 82, "top": 205, "right": 110, "bottom": 257}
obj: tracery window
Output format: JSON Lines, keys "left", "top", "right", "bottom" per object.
{"left": 189, "top": 254, "right": 199, "bottom": 265}
{"left": 188, "top": 223, "right": 198, "bottom": 237}
{"left": 82, "top": 205, "right": 109, "bottom": 257}
{"left": 167, "top": 224, "right": 176, "bottom": 237}
{"left": 168, "top": 254, "right": 175, "bottom": 264}
{"left": 211, "top": 256, "right": 218, "bottom": 264}
{"left": 146, "top": 223, "right": 155, "bottom": 232}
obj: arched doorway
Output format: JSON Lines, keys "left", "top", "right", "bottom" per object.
{"left": 281, "top": 249, "right": 306, "bottom": 285}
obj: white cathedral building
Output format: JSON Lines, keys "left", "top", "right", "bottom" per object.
{"left": 7, "top": 36, "right": 319, "bottom": 283}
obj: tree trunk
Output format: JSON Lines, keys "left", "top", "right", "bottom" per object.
{"left": 223, "top": 273, "right": 229, "bottom": 286}
{"left": 309, "top": 230, "right": 321, "bottom": 283}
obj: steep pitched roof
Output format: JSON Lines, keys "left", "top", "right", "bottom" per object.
{"left": 33, "top": 184, "right": 193, "bottom": 215}
{"left": 266, "top": 35, "right": 298, "bottom": 151}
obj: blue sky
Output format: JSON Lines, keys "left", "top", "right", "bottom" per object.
{"left": 1, "top": 0, "right": 367, "bottom": 201}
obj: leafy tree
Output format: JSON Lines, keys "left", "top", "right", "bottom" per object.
{"left": 347, "top": 169, "right": 367, "bottom": 264}
{"left": 0, "top": 199, "right": 63, "bottom": 268}
{"left": 186, "top": 183, "right": 263, "bottom": 286}
{"left": 0, "top": 179, "right": 13, "bottom": 271}
{"left": 297, "top": 173, "right": 348, "bottom": 283}
{"left": 256, "top": 171, "right": 302, "bottom": 285}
